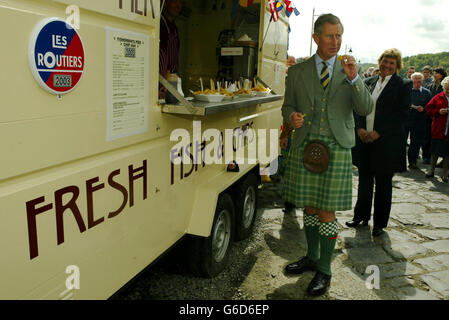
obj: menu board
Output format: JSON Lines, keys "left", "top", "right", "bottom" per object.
{"left": 106, "top": 27, "right": 150, "bottom": 141}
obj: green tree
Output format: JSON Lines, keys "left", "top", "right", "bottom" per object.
{"left": 400, "top": 52, "right": 449, "bottom": 77}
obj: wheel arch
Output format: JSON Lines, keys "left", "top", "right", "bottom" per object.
{"left": 186, "top": 164, "right": 260, "bottom": 238}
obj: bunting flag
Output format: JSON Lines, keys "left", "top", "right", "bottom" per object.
{"left": 275, "top": 1, "right": 283, "bottom": 12}
{"left": 239, "top": 0, "right": 253, "bottom": 7}
{"left": 231, "top": 0, "right": 239, "bottom": 18}
{"left": 268, "top": 0, "right": 278, "bottom": 21}
{"left": 284, "top": 0, "right": 300, "bottom": 17}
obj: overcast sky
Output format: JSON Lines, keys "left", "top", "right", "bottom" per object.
{"left": 287, "top": 0, "right": 449, "bottom": 63}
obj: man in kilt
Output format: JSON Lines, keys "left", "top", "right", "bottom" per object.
{"left": 281, "top": 13, "right": 374, "bottom": 296}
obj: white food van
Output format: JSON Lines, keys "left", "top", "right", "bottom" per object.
{"left": 0, "top": 0, "right": 289, "bottom": 299}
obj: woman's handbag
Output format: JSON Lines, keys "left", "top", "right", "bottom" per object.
{"left": 303, "top": 140, "right": 331, "bottom": 173}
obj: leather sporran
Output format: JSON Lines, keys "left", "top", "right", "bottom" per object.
{"left": 303, "top": 140, "right": 331, "bottom": 173}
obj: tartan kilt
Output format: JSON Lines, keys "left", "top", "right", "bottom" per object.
{"left": 281, "top": 133, "right": 353, "bottom": 211}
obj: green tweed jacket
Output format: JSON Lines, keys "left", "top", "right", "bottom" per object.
{"left": 282, "top": 54, "right": 374, "bottom": 149}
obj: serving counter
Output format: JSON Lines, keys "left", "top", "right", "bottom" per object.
{"left": 160, "top": 94, "right": 284, "bottom": 116}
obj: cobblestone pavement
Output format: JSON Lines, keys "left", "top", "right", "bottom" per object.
{"left": 116, "top": 160, "right": 449, "bottom": 301}
{"left": 254, "top": 160, "right": 449, "bottom": 300}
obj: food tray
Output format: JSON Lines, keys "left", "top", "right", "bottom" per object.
{"left": 254, "top": 90, "right": 271, "bottom": 97}
{"left": 194, "top": 94, "right": 226, "bottom": 102}
{"left": 237, "top": 93, "right": 256, "bottom": 99}
{"left": 223, "top": 95, "right": 235, "bottom": 101}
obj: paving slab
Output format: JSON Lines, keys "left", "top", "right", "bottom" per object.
{"left": 413, "top": 255, "right": 449, "bottom": 272}
{"left": 388, "top": 276, "right": 415, "bottom": 288}
{"left": 419, "top": 192, "right": 449, "bottom": 202}
{"left": 419, "top": 270, "right": 449, "bottom": 298}
{"left": 421, "top": 240, "right": 449, "bottom": 253}
{"left": 423, "top": 203, "right": 449, "bottom": 213}
{"left": 392, "top": 191, "right": 427, "bottom": 203}
{"left": 377, "top": 262, "right": 424, "bottom": 279}
{"left": 383, "top": 242, "right": 431, "bottom": 259}
{"left": 345, "top": 246, "right": 394, "bottom": 265}
{"left": 339, "top": 229, "right": 376, "bottom": 248}
{"left": 392, "top": 215, "right": 426, "bottom": 227}
{"left": 373, "top": 229, "right": 425, "bottom": 244}
{"left": 413, "top": 229, "right": 449, "bottom": 240}
{"left": 394, "top": 286, "right": 440, "bottom": 300}
{"left": 390, "top": 203, "right": 427, "bottom": 215}
{"left": 420, "top": 214, "right": 449, "bottom": 229}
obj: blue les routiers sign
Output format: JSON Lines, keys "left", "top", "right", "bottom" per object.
{"left": 28, "top": 18, "right": 85, "bottom": 95}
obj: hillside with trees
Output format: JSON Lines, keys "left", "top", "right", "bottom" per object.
{"left": 361, "top": 52, "right": 449, "bottom": 76}
{"left": 400, "top": 52, "right": 449, "bottom": 76}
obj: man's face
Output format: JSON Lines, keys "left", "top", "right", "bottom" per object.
{"left": 407, "top": 68, "right": 415, "bottom": 78}
{"left": 413, "top": 77, "right": 423, "bottom": 90}
{"left": 313, "top": 23, "right": 342, "bottom": 61}
{"left": 379, "top": 57, "right": 398, "bottom": 78}
{"left": 422, "top": 70, "right": 431, "bottom": 80}
{"left": 167, "top": 0, "right": 182, "bottom": 17}
{"left": 287, "top": 56, "right": 296, "bottom": 67}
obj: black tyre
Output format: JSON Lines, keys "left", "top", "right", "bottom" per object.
{"left": 188, "top": 193, "right": 235, "bottom": 278}
{"left": 234, "top": 173, "right": 259, "bottom": 241}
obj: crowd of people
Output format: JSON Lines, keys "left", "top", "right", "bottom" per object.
{"left": 278, "top": 12, "right": 449, "bottom": 297}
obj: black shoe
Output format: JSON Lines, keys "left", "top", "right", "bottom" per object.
{"left": 442, "top": 176, "right": 449, "bottom": 183}
{"left": 372, "top": 228, "right": 385, "bottom": 237}
{"left": 285, "top": 256, "right": 316, "bottom": 275}
{"left": 425, "top": 172, "right": 434, "bottom": 178}
{"left": 307, "top": 271, "right": 331, "bottom": 296}
{"left": 408, "top": 163, "right": 419, "bottom": 170}
{"left": 345, "top": 219, "right": 368, "bottom": 228}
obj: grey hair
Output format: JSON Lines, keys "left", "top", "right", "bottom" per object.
{"left": 411, "top": 72, "right": 424, "bottom": 80}
{"left": 314, "top": 14, "right": 344, "bottom": 36}
{"left": 442, "top": 76, "right": 449, "bottom": 88}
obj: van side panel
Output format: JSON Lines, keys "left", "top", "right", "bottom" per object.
{"left": 0, "top": 0, "right": 190, "bottom": 299}
{"left": 0, "top": 0, "right": 287, "bottom": 299}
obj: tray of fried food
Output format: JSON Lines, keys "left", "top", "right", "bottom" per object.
{"left": 236, "top": 88, "right": 256, "bottom": 98}
{"left": 193, "top": 89, "right": 226, "bottom": 102}
{"left": 252, "top": 84, "right": 271, "bottom": 97}
{"left": 219, "top": 89, "right": 235, "bottom": 101}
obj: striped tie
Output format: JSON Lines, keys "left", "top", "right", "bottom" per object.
{"left": 320, "top": 61, "right": 330, "bottom": 90}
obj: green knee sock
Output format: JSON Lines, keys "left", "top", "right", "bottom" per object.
{"left": 317, "top": 220, "right": 339, "bottom": 276}
{"left": 303, "top": 214, "right": 320, "bottom": 261}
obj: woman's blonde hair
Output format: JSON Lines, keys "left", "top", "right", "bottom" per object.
{"left": 377, "top": 48, "right": 403, "bottom": 73}
{"left": 441, "top": 76, "right": 449, "bottom": 89}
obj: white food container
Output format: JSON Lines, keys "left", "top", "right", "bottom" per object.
{"left": 194, "top": 94, "right": 226, "bottom": 102}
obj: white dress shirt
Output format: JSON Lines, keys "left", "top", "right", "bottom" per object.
{"left": 366, "top": 75, "right": 392, "bottom": 132}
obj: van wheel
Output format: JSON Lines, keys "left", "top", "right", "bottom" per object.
{"left": 189, "top": 193, "right": 235, "bottom": 278}
{"left": 234, "top": 173, "right": 258, "bottom": 241}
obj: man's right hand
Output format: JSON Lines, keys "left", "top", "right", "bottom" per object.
{"left": 439, "top": 108, "right": 448, "bottom": 115}
{"left": 290, "top": 112, "right": 305, "bottom": 129}
{"left": 357, "top": 128, "right": 373, "bottom": 143}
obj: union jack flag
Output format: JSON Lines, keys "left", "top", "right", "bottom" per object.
{"left": 284, "top": 0, "right": 300, "bottom": 17}
{"left": 275, "top": 1, "right": 283, "bottom": 12}
{"left": 268, "top": 0, "right": 278, "bottom": 21}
